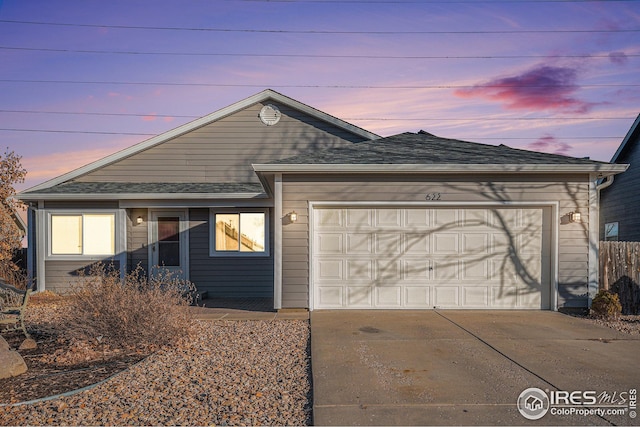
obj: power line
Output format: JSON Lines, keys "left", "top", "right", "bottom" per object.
{"left": 0, "top": 109, "right": 635, "bottom": 121}
{"left": 0, "top": 109, "right": 196, "bottom": 119}
{"left": 1, "top": 79, "right": 637, "bottom": 88}
{"left": 2, "top": 46, "right": 637, "bottom": 60}
{"left": 0, "top": 128, "right": 154, "bottom": 136}
{"left": 0, "top": 19, "right": 637, "bottom": 34}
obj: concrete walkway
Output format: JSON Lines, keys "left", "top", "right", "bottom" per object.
{"left": 190, "top": 297, "right": 309, "bottom": 320}
{"left": 311, "top": 310, "right": 640, "bottom": 426}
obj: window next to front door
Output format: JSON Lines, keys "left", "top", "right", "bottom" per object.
{"left": 209, "top": 209, "right": 269, "bottom": 256}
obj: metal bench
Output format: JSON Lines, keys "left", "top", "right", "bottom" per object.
{"left": 0, "top": 279, "right": 31, "bottom": 339}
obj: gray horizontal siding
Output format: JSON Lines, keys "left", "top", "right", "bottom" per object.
{"left": 76, "top": 103, "right": 368, "bottom": 184}
{"left": 280, "top": 174, "right": 592, "bottom": 309}
{"left": 44, "top": 260, "right": 121, "bottom": 294}
{"left": 188, "top": 208, "right": 273, "bottom": 297}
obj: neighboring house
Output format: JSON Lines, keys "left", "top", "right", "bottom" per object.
{"left": 600, "top": 114, "right": 640, "bottom": 241}
{"left": 18, "top": 89, "right": 627, "bottom": 311}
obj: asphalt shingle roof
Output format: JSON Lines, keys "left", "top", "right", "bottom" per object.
{"left": 25, "top": 182, "right": 264, "bottom": 195}
{"left": 268, "top": 131, "right": 608, "bottom": 166}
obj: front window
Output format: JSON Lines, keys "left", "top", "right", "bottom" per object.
{"left": 50, "top": 213, "right": 115, "bottom": 256}
{"left": 210, "top": 210, "right": 268, "bottom": 255}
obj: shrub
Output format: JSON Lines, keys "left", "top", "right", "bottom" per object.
{"left": 590, "top": 290, "right": 622, "bottom": 319}
{"left": 64, "top": 263, "right": 197, "bottom": 352}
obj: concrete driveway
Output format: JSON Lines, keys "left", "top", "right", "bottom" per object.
{"left": 310, "top": 310, "right": 640, "bottom": 426}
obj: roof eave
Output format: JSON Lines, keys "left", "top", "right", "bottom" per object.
{"left": 16, "top": 192, "right": 268, "bottom": 202}
{"left": 253, "top": 163, "right": 629, "bottom": 176}
{"left": 610, "top": 113, "right": 640, "bottom": 162}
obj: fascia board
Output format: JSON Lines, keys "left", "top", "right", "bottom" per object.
{"left": 252, "top": 163, "right": 630, "bottom": 175}
{"left": 16, "top": 192, "right": 268, "bottom": 202}
{"left": 610, "top": 113, "right": 640, "bottom": 162}
{"left": 21, "top": 89, "right": 380, "bottom": 194}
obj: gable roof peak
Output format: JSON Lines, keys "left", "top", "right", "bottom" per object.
{"left": 19, "top": 89, "right": 379, "bottom": 195}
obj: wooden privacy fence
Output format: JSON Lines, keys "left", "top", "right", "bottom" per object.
{"left": 599, "top": 241, "right": 640, "bottom": 314}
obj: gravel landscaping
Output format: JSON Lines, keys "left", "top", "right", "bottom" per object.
{"left": 0, "top": 320, "right": 312, "bottom": 426}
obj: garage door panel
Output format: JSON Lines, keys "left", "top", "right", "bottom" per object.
{"left": 313, "top": 207, "right": 548, "bottom": 310}
{"left": 404, "top": 259, "right": 432, "bottom": 280}
{"left": 346, "top": 287, "right": 372, "bottom": 307}
{"left": 462, "top": 233, "right": 489, "bottom": 253}
{"left": 519, "top": 232, "right": 542, "bottom": 254}
{"left": 463, "top": 287, "right": 489, "bottom": 307}
{"left": 346, "top": 209, "right": 372, "bottom": 228}
{"left": 434, "top": 286, "right": 459, "bottom": 307}
{"left": 491, "top": 286, "right": 518, "bottom": 307}
{"left": 317, "top": 233, "right": 343, "bottom": 254}
{"left": 346, "top": 233, "right": 373, "bottom": 254}
{"left": 376, "top": 233, "right": 401, "bottom": 254}
{"left": 463, "top": 209, "right": 489, "bottom": 228}
{"left": 519, "top": 289, "right": 542, "bottom": 308}
{"left": 346, "top": 259, "right": 373, "bottom": 280}
{"left": 375, "top": 287, "right": 402, "bottom": 307}
{"left": 433, "top": 259, "right": 460, "bottom": 280}
{"left": 404, "top": 234, "right": 430, "bottom": 254}
{"left": 434, "top": 209, "right": 459, "bottom": 228}
{"left": 318, "top": 286, "right": 343, "bottom": 307}
{"left": 461, "top": 259, "right": 489, "bottom": 280}
{"left": 376, "top": 209, "right": 402, "bottom": 227}
{"left": 316, "top": 209, "right": 344, "bottom": 228}
{"left": 376, "top": 259, "right": 401, "bottom": 281}
{"left": 434, "top": 233, "right": 459, "bottom": 254}
{"left": 317, "top": 259, "right": 343, "bottom": 280}
{"left": 405, "top": 287, "right": 431, "bottom": 307}
{"left": 406, "top": 209, "right": 431, "bottom": 227}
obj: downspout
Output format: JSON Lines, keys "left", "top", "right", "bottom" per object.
{"left": 596, "top": 174, "right": 614, "bottom": 192}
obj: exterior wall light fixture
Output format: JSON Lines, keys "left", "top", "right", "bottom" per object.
{"left": 569, "top": 212, "right": 581, "bottom": 223}
{"left": 289, "top": 211, "right": 298, "bottom": 223}
{"left": 136, "top": 216, "right": 144, "bottom": 224}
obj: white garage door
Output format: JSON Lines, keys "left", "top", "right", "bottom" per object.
{"left": 312, "top": 207, "right": 549, "bottom": 309}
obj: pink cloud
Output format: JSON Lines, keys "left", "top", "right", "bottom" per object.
{"left": 526, "top": 134, "right": 573, "bottom": 156}
{"left": 455, "top": 65, "right": 597, "bottom": 113}
{"left": 143, "top": 114, "right": 158, "bottom": 122}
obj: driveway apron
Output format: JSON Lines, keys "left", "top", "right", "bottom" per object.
{"left": 310, "top": 310, "right": 640, "bottom": 426}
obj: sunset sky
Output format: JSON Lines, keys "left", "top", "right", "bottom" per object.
{"left": 1, "top": 0, "right": 638, "bottom": 192}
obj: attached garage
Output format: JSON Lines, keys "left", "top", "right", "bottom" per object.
{"left": 311, "top": 206, "right": 551, "bottom": 310}
{"left": 254, "top": 131, "right": 628, "bottom": 311}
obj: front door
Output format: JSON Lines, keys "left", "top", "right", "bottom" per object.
{"left": 149, "top": 210, "right": 188, "bottom": 280}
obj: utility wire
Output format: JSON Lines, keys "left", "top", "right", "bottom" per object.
{"left": 0, "top": 20, "right": 637, "bottom": 34}
{"left": 0, "top": 128, "right": 623, "bottom": 139}
{"left": 2, "top": 46, "right": 637, "bottom": 60}
{"left": 0, "top": 109, "right": 634, "bottom": 121}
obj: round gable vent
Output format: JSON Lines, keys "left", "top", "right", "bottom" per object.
{"left": 259, "top": 104, "right": 281, "bottom": 126}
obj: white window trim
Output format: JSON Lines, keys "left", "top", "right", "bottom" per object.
{"left": 209, "top": 208, "right": 270, "bottom": 257}
{"left": 46, "top": 210, "right": 123, "bottom": 260}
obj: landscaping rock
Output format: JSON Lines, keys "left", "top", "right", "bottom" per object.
{"left": 0, "top": 335, "right": 27, "bottom": 379}
{"left": 18, "top": 338, "right": 37, "bottom": 350}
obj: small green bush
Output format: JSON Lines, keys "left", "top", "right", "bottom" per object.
{"left": 590, "top": 290, "right": 622, "bottom": 319}
{"left": 64, "top": 263, "right": 196, "bottom": 352}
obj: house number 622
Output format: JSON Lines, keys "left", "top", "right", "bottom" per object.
{"left": 425, "top": 193, "right": 441, "bottom": 201}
